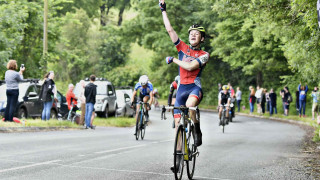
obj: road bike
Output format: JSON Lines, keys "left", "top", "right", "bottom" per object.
{"left": 135, "top": 101, "right": 149, "bottom": 140}
{"left": 219, "top": 104, "right": 230, "bottom": 133}
{"left": 161, "top": 105, "right": 200, "bottom": 180}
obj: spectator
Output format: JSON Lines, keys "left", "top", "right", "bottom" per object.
{"left": 66, "top": 83, "right": 79, "bottom": 111}
{"left": 228, "top": 82, "right": 235, "bottom": 97}
{"left": 79, "top": 80, "right": 86, "bottom": 125}
{"left": 283, "top": 87, "right": 292, "bottom": 116}
{"left": 39, "top": 71, "right": 57, "bottom": 121}
{"left": 85, "top": 75, "right": 97, "bottom": 129}
{"left": 261, "top": 89, "right": 266, "bottom": 114}
{"left": 311, "top": 87, "right": 319, "bottom": 120}
{"left": 298, "top": 83, "right": 308, "bottom": 117}
{"left": 236, "top": 87, "right": 242, "bottom": 112}
{"left": 280, "top": 89, "right": 285, "bottom": 114}
{"left": 269, "top": 89, "right": 277, "bottom": 115}
{"left": 266, "top": 89, "right": 270, "bottom": 112}
{"left": 249, "top": 86, "right": 256, "bottom": 114}
{"left": 4, "top": 60, "right": 25, "bottom": 122}
{"left": 218, "top": 83, "right": 222, "bottom": 92}
{"left": 295, "top": 90, "right": 300, "bottom": 114}
{"left": 255, "top": 86, "right": 262, "bottom": 114}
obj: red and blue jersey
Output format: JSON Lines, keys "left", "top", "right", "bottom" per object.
{"left": 174, "top": 39, "right": 209, "bottom": 88}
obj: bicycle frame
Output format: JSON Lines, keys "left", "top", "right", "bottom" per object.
{"left": 162, "top": 106, "right": 199, "bottom": 159}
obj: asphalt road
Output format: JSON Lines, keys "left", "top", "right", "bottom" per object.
{"left": 0, "top": 110, "right": 312, "bottom": 180}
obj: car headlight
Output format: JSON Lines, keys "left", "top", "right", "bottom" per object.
{"left": 96, "top": 99, "right": 104, "bottom": 104}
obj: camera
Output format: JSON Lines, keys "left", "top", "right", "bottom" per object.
{"left": 21, "top": 64, "right": 24, "bottom": 68}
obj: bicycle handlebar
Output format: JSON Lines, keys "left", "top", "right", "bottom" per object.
{"left": 161, "top": 105, "right": 198, "bottom": 120}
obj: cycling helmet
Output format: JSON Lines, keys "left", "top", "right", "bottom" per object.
{"left": 139, "top": 75, "right": 149, "bottom": 86}
{"left": 154, "top": 89, "right": 158, "bottom": 93}
{"left": 188, "top": 24, "right": 206, "bottom": 38}
{"left": 222, "top": 85, "right": 229, "bottom": 90}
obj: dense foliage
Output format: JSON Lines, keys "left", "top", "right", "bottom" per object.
{"left": 0, "top": 0, "right": 319, "bottom": 108}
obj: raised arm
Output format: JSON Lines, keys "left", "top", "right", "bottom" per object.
{"left": 160, "top": 0, "right": 178, "bottom": 43}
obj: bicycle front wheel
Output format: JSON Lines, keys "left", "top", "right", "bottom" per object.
{"left": 186, "top": 125, "right": 196, "bottom": 179}
{"left": 221, "top": 111, "right": 225, "bottom": 133}
{"left": 141, "top": 114, "right": 146, "bottom": 140}
{"left": 174, "top": 125, "right": 184, "bottom": 180}
{"left": 135, "top": 112, "right": 141, "bottom": 140}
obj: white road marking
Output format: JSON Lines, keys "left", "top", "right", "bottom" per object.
{"left": 0, "top": 159, "right": 61, "bottom": 173}
{"left": 94, "top": 139, "right": 173, "bottom": 154}
{"left": 94, "top": 144, "right": 147, "bottom": 154}
{"left": 51, "top": 162, "right": 229, "bottom": 180}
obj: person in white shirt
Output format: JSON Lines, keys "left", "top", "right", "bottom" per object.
{"left": 236, "top": 87, "right": 242, "bottom": 112}
{"left": 255, "top": 86, "right": 262, "bottom": 114}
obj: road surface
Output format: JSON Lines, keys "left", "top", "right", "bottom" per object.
{"left": 0, "top": 110, "right": 311, "bottom": 179}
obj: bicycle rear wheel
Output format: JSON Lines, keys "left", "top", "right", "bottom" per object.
{"left": 186, "top": 125, "right": 196, "bottom": 179}
{"left": 174, "top": 125, "right": 184, "bottom": 180}
{"left": 135, "top": 112, "right": 141, "bottom": 140}
{"left": 141, "top": 114, "right": 146, "bottom": 140}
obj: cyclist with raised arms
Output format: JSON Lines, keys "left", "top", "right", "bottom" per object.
{"left": 131, "top": 75, "right": 154, "bottom": 135}
{"left": 218, "top": 85, "right": 231, "bottom": 125}
{"left": 160, "top": 0, "right": 209, "bottom": 147}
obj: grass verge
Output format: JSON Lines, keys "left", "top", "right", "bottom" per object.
{"left": 0, "top": 117, "right": 135, "bottom": 128}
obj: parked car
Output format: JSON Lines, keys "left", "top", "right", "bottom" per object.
{"left": 115, "top": 90, "right": 134, "bottom": 117}
{"left": 74, "top": 78, "right": 117, "bottom": 118}
{"left": 0, "top": 79, "right": 68, "bottom": 119}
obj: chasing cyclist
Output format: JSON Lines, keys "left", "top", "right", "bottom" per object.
{"left": 131, "top": 75, "right": 154, "bottom": 135}
{"left": 218, "top": 85, "right": 231, "bottom": 125}
{"left": 167, "top": 75, "right": 180, "bottom": 107}
{"left": 160, "top": 0, "right": 209, "bottom": 147}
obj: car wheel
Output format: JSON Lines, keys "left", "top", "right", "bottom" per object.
{"left": 18, "top": 108, "right": 27, "bottom": 119}
{"left": 50, "top": 109, "right": 57, "bottom": 119}
{"left": 104, "top": 106, "right": 109, "bottom": 118}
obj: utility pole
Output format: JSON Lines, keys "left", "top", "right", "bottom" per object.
{"left": 43, "top": 0, "right": 48, "bottom": 71}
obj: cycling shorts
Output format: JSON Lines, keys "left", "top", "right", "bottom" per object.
{"left": 174, "top": 84, "right": 203, "bottom": 117}
{"left": 137, "top": 92, "right": 150, "bottom": 102}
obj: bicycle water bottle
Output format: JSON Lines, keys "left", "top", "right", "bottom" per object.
{"left": 185, "top": 127, "right": 188, "bottom": 133}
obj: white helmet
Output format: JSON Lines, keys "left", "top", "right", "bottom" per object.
{"left": 139, "top": 75, "right": 149, "bottom": 86}
{"left": 154, "top": 89, "right": 158, "bottom": 93}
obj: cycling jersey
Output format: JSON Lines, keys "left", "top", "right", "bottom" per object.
{"left": 174, "top": 39, "right": 209, "bottom": 88}
{"left": 134, "top": 82, "right": 153, "bottom": 96}
{"left": 220, "top": 92, "right": 230, "bottom": 105}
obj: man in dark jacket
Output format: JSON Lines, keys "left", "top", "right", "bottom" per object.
{"left": 269, "top": 89, "right": 277, "bottom": 116}
{"left": 84, "top": 75, "right": 97, "bottom": 129}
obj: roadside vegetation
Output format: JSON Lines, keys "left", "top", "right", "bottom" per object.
{"left": 0, "top": 117, "right": 135, "bottom": 128}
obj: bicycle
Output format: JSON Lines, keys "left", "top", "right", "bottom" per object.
{"left": 161, "top": 105, "right": 200, "bottom": 180}
{"left": 219, "top": 104, "right": 229, "bottom": 133}
{"left": 135, "top": 101, "right": 150, "bottom": 140}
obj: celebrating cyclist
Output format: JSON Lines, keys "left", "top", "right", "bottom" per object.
{"left": 160, "top": 0, "right": 209, "bottom": 147}
{"left": 218, "top": 85, "right": 231, "bottom": 125}
{"left": 131, "top": 75, "right": 154, "bottom": 135}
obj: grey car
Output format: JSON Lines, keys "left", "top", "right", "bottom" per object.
{"left": 115, "top": 90, "right": 134, "bottom": 117}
